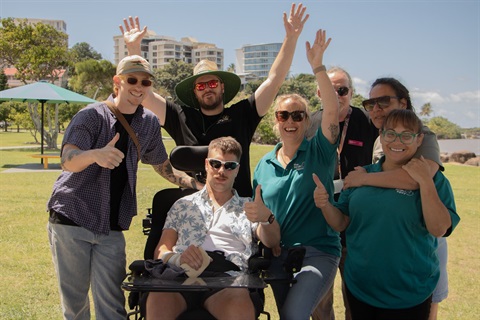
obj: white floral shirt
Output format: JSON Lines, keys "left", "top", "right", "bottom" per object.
{"left": 164, "top": 188, "right": 259, "bottom": 271}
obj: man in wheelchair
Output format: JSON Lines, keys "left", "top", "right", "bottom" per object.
{"left": 145, "top": 136, "right": 280, "bottom": 319}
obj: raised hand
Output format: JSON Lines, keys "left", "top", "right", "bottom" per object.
{"left": 284, "top": 3, "right": 309, "bottom": 38}
{"left": 119, "top": 16, "right": 146, "bottom": 56}
{"left": 244, "top": 185, "right": 272, "bottom": 223}
{"left": 313, "top": 173, "right": 329, "bottom": 209}
{"left": 95, "top": 133, "right": 124, "bottom": 169}
{"left": 306, "top": 29, "right": 331, "bottom": 69}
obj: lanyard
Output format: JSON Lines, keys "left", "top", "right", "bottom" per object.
{"left": 337, "top": 107, "right": 352, "bottom": 178}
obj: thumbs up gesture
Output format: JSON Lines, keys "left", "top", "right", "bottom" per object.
{"left": 95, "top": 133, "right": 125, "bottom": 169}
{"left": 244, "top": 185, "right": 272, "bottom": 223}
{"left": 313, "top": 173, "right": 329, "bottom": 209}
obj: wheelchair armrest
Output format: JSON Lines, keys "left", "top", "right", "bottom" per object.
{"left": 284, "top": 246, "right": 306, "bottom": 274}
{"left": 248, "top": 256, "right": 271, "bottom": 274}
{"left": 128, "top": 260, "right": 147, "bottom": 276}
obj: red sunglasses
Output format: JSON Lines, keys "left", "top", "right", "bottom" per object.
{"left": 194, "top": 80, "right": 220, "bottom": 91}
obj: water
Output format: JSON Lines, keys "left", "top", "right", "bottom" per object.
{"left": 437, "top": 139, "right": 480, "bottom": 155}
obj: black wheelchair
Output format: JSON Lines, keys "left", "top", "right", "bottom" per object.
{"left": 123, "top": 146, "right": 304, "bottom": 319}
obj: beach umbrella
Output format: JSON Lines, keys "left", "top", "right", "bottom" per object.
{"left": 0, "top": 81, "right": 96, "bottom": 162}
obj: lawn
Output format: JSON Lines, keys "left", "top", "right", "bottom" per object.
{"left": 0, "top": 131, "right": 479, "bottom": 319}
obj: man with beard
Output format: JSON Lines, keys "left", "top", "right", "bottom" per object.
{"left": 119, "top": 2, "right": 309, "bottom": 196}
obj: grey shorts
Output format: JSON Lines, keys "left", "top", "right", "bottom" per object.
{"left": 432, "top": 237, "right": 448, "bottom": 303}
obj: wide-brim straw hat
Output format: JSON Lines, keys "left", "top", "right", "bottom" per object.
{"left": 175, "top": 59, "right": 241, "bottom": 108}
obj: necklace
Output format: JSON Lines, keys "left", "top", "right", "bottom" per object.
{"left": 201, "top": 110, "right": 224, "bottom": 136}
{"left": 278, "top": 148, "right": 290, "bottom": 167}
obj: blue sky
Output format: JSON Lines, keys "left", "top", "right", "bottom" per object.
{"left": 1, "top": 0, "right": 479, "bottom": 128}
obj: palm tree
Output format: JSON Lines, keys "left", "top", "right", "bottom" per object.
{"left": 419, "top": 102, "right": 433, "bottom": 117}
{"left": 227, "top": 63, "right": 236, "bottom": 73}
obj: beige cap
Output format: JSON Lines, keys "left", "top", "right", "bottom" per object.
{"left": 116, "top": 55, "right": 153, "bottom": 76}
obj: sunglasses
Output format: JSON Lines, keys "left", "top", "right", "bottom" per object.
{"left": 124, "top": 77, "right": 153, "bottom": 87}
{"left": 336, "top": 86, "right": 350, "bottom": 97}
{"left": 194, "top": 80, "right": 220, "bottom": 91}
{"left": 275, "top": 110, "right": 306, "bottom": 122}
{"left": 362, "top": 96, "right": 399, "bottom": 112}
{"left": 207, "top": 158, "right": 239, "bottom": 171}
{"left": 382, "top": 129, "right": 419, "bottom": 145}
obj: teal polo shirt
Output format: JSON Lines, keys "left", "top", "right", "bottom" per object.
{"left": 336, "top": 158, "right": 460, "bottom": 308}
{"left": 253, "top": 128, "right": 341, "bottom": 257}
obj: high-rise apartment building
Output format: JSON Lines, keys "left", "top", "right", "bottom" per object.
{"left": 235, "top": 43, "right": 282, "bottom": 78}
{"left": 13, "top": 18, "right": 67, "bottom": 34}
{"left": 114, "top": 30, "right": 224, "bottom": 71}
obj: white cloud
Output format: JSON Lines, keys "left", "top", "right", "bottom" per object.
{"left": 411, "top": 90, "right": 445, "bottom": 105}
{"left": 449, "top": 90, "right": 480, "bottom": 103}
{"left": 352, "top": 77, "right": 369, "bottom": 97}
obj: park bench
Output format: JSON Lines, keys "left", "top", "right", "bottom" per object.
{"left": 30, "top": 154, "right": 60, "bottom": 169}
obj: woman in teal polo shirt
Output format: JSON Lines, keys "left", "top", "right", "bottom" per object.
{"left": 252, "top": 29, "right": 341, "bottom": 320}
{"left": 314, "top": 109, "right": 460, "bottom": 319}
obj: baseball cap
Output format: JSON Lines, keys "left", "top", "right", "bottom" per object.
{"left": 116, "top": 55, "right": 153, "bottom": 77}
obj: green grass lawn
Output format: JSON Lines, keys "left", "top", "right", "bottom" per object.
{"left": 0, "top": 138, "right": 479, "bottom": 319}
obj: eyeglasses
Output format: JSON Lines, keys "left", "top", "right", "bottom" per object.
{"left": 381, "top": 129, "right": 419, "bottom": 145}
{"left": 194, "top": 80, "right": 220, "bottom": 91}
{"left": 124, "top": 77, "right": 153, "bottom": 87}
{"left": 275, "top": 110, "right": 306, "bottom": 122}
{"left": 207, "top": 158, "right": 240, "bottom": 171}
{"left": 362, "top": 96, "right": 399, "bottom": 111}
{"left": 336, "top": 86, "right": 349, "bottom": 97}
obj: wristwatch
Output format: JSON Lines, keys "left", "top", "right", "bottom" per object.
{"left": 261, "top": 213, "right": 275, "bottom": 225}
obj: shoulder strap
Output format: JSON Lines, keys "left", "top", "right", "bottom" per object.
{"left": 103, "top": 100, "right": 141, "bottom": 161}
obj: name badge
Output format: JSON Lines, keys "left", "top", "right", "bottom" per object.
{"left": 348, "top": 139, "right": 363, "bottom": 147}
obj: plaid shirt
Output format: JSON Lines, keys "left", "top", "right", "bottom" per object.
{"left": 47, "top": 102, "right": 167, "bottom": 235}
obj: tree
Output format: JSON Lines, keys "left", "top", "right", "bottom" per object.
{"left": 70, "top": 42, "right": 102, "bottom": 63}
{"left": 351, "top": 93, "right": 366, "bottom": 109}
{"left": 279, "top": 73, "right": 319, "bottom": 110}
{"left": 227, "top": 63, "right": 236, "bottom": 73}
{"left": 0, "top": 70, "right": 11, "bottom": 131}
{"left": 0, "top": 17, "right": 71, "bottom": 149}
{"left": 425, "top": 116, "right": 462, "bottom": 139}
{"left": 154, "top": 60, "right": 193, "bottom": 102}
{"left": 3, "top": 101, "right": 31, "bottom": 134}
{"left": 0, "top": 18, "right": 71, "bottom": 83}
{"left": 419, "top": 102, "right": 433, "bottom": 117}
{"left": 0, "top": 69, "right": 8, "bottom": 90}
{"left": 69, "top": 59, "right": 115, "bottom": 100}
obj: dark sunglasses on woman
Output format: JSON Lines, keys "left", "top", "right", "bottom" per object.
{"left": 362, "top": 96, "right": 399, "bottom": 111}
{"left": 275, "top": 110, "right": 306, "bottom": 122}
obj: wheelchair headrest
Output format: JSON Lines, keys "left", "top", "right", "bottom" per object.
{"left": 170, "top": 145, "right": 209, "bottom": 173}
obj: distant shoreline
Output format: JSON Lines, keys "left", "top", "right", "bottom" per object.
{"left": 438, "top": 139, "right": 480, "bottom": 155}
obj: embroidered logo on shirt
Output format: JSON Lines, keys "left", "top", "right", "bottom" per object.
{"left": 217, "top": 115, "right": 231, "bottom": 124}
{"left": 293, "top": 162, "right": 305, "bottom": 170}
{"left": 395, "top": 189, "right": 415, "bottom": 196}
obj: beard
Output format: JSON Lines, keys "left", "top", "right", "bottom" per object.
{"left": 197, "top": 92, "right": 224, "bottom": 111}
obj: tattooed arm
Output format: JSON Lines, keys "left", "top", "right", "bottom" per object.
{"left": 306, "top": 29, "right": 339, "bottom": 144}
{"left": 152, "top": 159, "right": 203, "bottom": 190}
{"left": 61, "top": 133, "right": 124, "bottom": 172}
